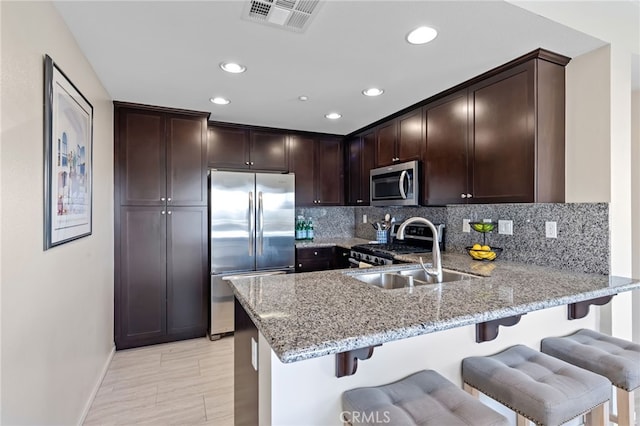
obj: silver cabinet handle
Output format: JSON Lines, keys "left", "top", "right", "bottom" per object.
{"left": 317, "top": 200, "right": 321, "bottom": 204}
{"left": 467, "top": 193, "right": 473, "bottom": 198}
{"left": 248, "top": 191, "right": 254, "bottom": 257}
{"left": 461, "top": 194, "right": 466, "bottom": 199}
{"left": 245, "top": 161, "right": 250, "bottom": 165}
{"left": 314, "top": 251, "right": 318, "bottom": 256}
{"left": 257, "top": 191, "right": 264, "bottom": 256}
{"left": 250, "top": 162, "right": 254, "bottom": 165}
{"left": 167, "top": 197, "right": 171, "bottom": 202}
{"left": 167, "top": 211, "right": 172, "bottom": 215}
{"left": 161, "top": 197, "right": 166, "bottom": 201}
{"left": 161, "top": 211, "right": 166, "bottom": 215}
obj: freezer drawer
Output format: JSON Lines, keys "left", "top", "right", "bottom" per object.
{"left": 209, "top": 270, "right": 288, "bottom": 339}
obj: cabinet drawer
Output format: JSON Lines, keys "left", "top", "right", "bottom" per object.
{"left": 295, "top": 247, "right": 334, "bottom": 272}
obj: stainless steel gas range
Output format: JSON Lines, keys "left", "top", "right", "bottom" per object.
{"left": 349, "top": 223, "right": 445, "bottom": 267}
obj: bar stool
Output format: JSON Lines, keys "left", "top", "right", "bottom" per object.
{"left": 541, "top": 329, "right": 640, "bottom": 425}
{"left": 341, "top": 369, "right": 509, "bottom": 426}
{"left": 462, "top": 345, "right": 611, "bottom": 426}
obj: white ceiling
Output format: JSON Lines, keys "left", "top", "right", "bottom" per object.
{"left": 54, "top": 1, "right": 613, "bottom": 135}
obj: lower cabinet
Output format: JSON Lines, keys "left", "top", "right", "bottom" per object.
{"left": 234, "top": 298, "right": 259, "bottom": 426}
{"left": 116, "top": 206, "right": 207, "bottom": 349}
{"left": 295, "top": 246, "right": 351, "bottom": 272}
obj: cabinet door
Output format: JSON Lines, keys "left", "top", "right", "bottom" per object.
{"left": 361, "top": 131, "right": 375, "bottom": 205}
{"left": 289, "top": 135, "right": 316, "bottom": 206}
{"left": 295, "top": 247, "right": 334, "bottom": 272}
{"left": 397, "top": 109, "right": 424, "bottom": 163}
{"left": 166, "top": 206, "right": 207, "bottom": 337}
{"left": 167, "top": 116, "right": 207, "bottom": 206}
{"left": 117, "top": 109, "right": 166, "bottom": 206}
{"left": 470, "top": 63, "right": 535, "bottom": 203}
{"left": 234, "top": 298, "right": 259, "bottom": 426}
{"left": 250, "top": 130, "right": 288, "bottom": 171}
{"left": 207, "top": 125, "right": 250, "bottom": 169}
{"left": 117, "top": 206, "right": 167, "bottom": 349}
{"left": 346, "top": 137, "right": 362, "bottom": 205}
{"left": 375, "top": 120, "right": 397, "bottom": 166}
{"left": 315, "top": 137, "right": 343, "bottom": 206}
{"left": 424, "top": 91, "right": 469, "bottom": 205}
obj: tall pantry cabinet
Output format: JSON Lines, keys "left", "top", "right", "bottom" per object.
{"left": 114, "top": 102, "right": 209, "bottom": 350}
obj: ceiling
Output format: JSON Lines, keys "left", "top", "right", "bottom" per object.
{"left": 54, "top": 1, "right": 616, "bottom": 135}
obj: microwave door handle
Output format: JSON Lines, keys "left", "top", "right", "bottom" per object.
{"left": 398, "top": 170, "right": 408, "bottom": 199}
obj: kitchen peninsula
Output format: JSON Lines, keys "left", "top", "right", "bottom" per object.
{"left": 229, "top": 254, "right": 640, "bottom": 425}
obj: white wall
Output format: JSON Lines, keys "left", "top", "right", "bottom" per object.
{"left": 632, "top": 89, "right": 640, "bottom": 343}
{"left": 565, "top": 46, "right": 611, "bottom": 203}
{"left": 0, "top": 2, "right": 114, "bottom": 424}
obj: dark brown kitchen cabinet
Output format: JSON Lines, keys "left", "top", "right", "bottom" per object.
{"left": 422, "top": 49, "right": 568, "bottom": 205}
{"left": 114, "top": 102, "right": 209, "bottom": 350}
{"left": 117, "top": 105, "right": 207, "bottom": 207}
{"left": 423, "top": 90, "right": 469, "bottom": 205}
{"left": 375, "top": 109, "right": 424, "bottom": 167}
{"left": 207, "top": 124, "right": 288, "bottom": 172}
{"left": 346, "top": 131, "right": 375, "bottom": 205}
{"left": 375, "top": 120, "right": 397, "bottom": 166}
{"left": 289, "top": 134, "right": 343, "bottom": 206}
{"left": 116, "top": 206, "right": 207, "bottom": 349}
{"left": 295, "top": 247, "right": 334, "bottom": 272}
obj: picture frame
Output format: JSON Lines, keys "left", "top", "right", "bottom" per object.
{"left": 43, "top": 54, "right": 93, "bottom": 250}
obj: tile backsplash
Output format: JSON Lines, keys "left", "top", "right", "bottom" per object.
{"left": 295, "top": 207, "right": 355, "bottom": 239}
{"left": 299, "top": 203, "right": 609, "bottom": 274}
{"left": 446, "top": 203, "right": 609, "bottom": 274}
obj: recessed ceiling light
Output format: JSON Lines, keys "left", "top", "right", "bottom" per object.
{"left": 406, "top": 26, "right": 438, "bottom": 45}
{"left": 219, "top": 62, "right": 246, "bottom": 74}
{"left": 298, "top": 95, "right": 309, "bottom": 101}
{"left": 362, "top": 88, "right": 384, "bottom": 97}
{"left": 325, "top": 112, "right": 342, "bottom": 120}
{"left": 210, "top": 97, "right": 230, "bottom": 105}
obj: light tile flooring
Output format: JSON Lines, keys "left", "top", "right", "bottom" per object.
{"left": 84, "top": 337, "right": 233, "bottom": 425}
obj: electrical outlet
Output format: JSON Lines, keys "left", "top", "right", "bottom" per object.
{"left": 363, "top": 214, "right": 367, "bottom": 224}
{"left": 482, "top": 218, "right": 492, "bottom": 223}
{"left": 545, "top": 221, "right": 557, "bottom": 238}
{"left": 498, "top": 220, "right": 513, "bottom": 235}
{"left": 463, "top": 219, "right": 470, "bottom": 233}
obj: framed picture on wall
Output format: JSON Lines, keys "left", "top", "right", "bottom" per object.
{"left": 43, "top": 54, "right": 93, "bottom": 250}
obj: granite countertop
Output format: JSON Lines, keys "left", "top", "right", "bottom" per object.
{"left": 228, "top": 253, "right": 640, "bottom": 364}
{"left": 295, "top": 237, "right": 371, "bottom": 249}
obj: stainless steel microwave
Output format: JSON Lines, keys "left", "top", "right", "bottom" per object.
{"left": 370, "top": 160, "right": 419, "bottom": 206}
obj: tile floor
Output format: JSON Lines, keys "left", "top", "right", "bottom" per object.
{"left": 84, "top": 337, "right": 233, "bottom": 425}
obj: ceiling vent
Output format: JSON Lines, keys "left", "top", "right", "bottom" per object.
{"left": 243, "top": 0, "right": 322, "bottom": 33}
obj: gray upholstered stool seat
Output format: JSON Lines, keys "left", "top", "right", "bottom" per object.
{"left": 341, "top": 370, "right": 509, "bottom": 426}
{"left": 462, "top": 344, "right": 611, "bottom": 426}
{"left": 541, "top": 329, "right": 640, "bottom": 425}
{"left": 541, "top": 328, "right": 640, "bottom": 392}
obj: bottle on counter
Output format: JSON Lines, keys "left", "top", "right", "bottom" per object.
{"left": 295, "top": 216, "right": 305, "bottom": 240}
{"left": 306, "top": 217, "right": 314, "bottom": 241}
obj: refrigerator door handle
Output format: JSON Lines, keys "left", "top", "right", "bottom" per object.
{"left": 248, "top": 191, "right": 254, "bottom": 257}
{"left": 258, "top": 191, "right": 264, "bottom": 256}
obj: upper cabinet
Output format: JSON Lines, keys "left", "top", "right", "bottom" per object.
{"left": 346, "top": 131, "right": 375, "bottom": 205}
{"left": 374, "top": 109, "right": 424, "bottom": 167}
{"left": 423, "top": 90, "right": 469, "bottom": 205}
{"left": 290, "top": 134, "right": 343, "bottom": 207}
{"left": 207, "top": 124, "right": 288, "bottom": 172}
{"left": 422, "top": 50, "right": 568, "bottom": 205}
{"left": 116, "top": 104, "right": 208, "bottom": 207}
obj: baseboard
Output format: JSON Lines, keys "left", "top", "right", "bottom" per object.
{"left": 77, "top": 343, "right": 116, "bottom": 426}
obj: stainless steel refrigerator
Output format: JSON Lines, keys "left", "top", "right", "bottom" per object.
{"left": 209, "top": 170, "right": 295, "bottom": 339}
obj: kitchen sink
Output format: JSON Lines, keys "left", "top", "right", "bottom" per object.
{"left": 351, "top": 267, "right": 479, "bottom": 289}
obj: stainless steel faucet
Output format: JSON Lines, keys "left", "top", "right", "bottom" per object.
{"left": 395, "top": 217, "right": 443, "bottom": 283}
